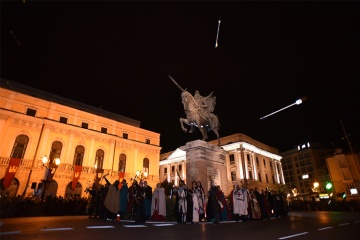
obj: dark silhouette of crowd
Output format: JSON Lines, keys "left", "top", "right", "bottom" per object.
{"left": 0, "top": 193, "right": 88, "bottom": 218}
{"left": 1, "top": 179, "right": 359, "bottom": 219}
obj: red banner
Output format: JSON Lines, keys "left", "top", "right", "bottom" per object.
{"left": 71, "top": 165, "right": 82, "bottom": 190}
{"left": 118, "top": 172, "right": 125, "bottom": 189}
{"left": 118, "top": 171, "right": 125, "bottom": 180}
{"left": 2, "top": 158, "right": 21, "bottom": 188}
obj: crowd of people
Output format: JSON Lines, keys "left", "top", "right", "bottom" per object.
{"left": 171, "top": 179, "right": 289, "bottom": 225}
{"left": 1, "top": 176, "right": 290, "bottom": 221}
{"left": 86, "top": 176, "right": 167, "bottom": 224}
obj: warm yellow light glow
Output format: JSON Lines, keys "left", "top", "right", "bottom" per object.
{"left": 55, "top": 158, "right": 61, "bottom": 166}
{"left": 144, "top": 172, "right": 148, "bottom": 177}
{"left": 42, "top": 156, "right": 49, "bottom": 164}
{"left": 313, "top": 182, "right": 319, "bottom": 189}
{"left": 136, "top": 170, "right": 140, "bottom": 176}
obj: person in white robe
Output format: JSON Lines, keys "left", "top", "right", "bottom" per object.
{"left": 151, "top": 183, "right": 166, "bottom": 221}
{"left": 233, "top": 184, "right": 248, "bottom": 222}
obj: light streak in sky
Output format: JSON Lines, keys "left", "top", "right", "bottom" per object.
{"left": 10, "top": 30, "right": 21, "bottom": 46}
{"left": 215, "top": 19, "right": 221, "bottom": 48}
{"left": 260, "top": 97, "right": 306, "bottom": 120}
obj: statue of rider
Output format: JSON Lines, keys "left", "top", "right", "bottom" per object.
{"left": 192, "top": 90, "right": 216, "bottom": 132}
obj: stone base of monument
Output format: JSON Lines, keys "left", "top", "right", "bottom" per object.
{"left": 180, "top": 140, "right": 227, "bottom": 193}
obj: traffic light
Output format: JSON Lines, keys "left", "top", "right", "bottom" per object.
{"left": 342, "top": 192, "right": 346, "bottom": 198}
{"left": 325, "top": 182, "right": 333, "bottom": 190}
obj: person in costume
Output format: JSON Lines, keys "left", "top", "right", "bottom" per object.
{"left": 103, "top": 179, "right": 120, "bottom": 221}
{"left": 189, "top": 180, "right": 200, "bottom": 224}
{"left": 196, "top": 181, "right": 206, "bottom": 221}
{"left": 119, "top": 179, "right": 128, "bottom": 219}
{"left": 254, "top": 187, "right": 269, "bottom": 220}
{"left": 248, "top": 188, "right": 261, "bottom": 220}
{"left": 176, "top": 180, "right": 188, "bottom": 223}
{"left": 133, "top": 180, "right": 146, "bottom": 224}
{"left": 143, "top": 181, "right": 152, "bottom": 220}
{"left": 217, "top": 185, "right": 231, "bottom": 221}
{"left": 151, "top": 183, "right": 166, "bottom": 221}
{"left": 207, "top": 179, "right": 221, "bottom": 224}
{"left": 232, "top": 184, "right": 248, "bottom": 222}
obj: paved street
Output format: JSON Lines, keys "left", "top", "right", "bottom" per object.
{"left": 1, "top": 211, "right": 360, "bottom": 240}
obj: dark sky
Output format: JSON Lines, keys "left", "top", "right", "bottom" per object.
{"left": 2, "top": 1, "right": 360, "bottom": 154}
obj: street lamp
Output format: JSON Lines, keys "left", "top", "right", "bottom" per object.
{"left": 313, "top": 182, "right": 319, "bottom": 192}
{"left": 41, "top": 156, "right": 60, "bottom": 201}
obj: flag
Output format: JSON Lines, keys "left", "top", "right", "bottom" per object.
{"left": 2, "top": 158, "right": 21, "bottom": 188}
{"left": 119, "top": 171, "right": 125, "bottom": 180}
{"left": 71, "top": 165, "right": 82, "bottom": 190}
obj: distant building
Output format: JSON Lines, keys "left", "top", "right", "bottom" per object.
{"left": 326, "top": 148, "right": 360, "bottom": 201}
{"left": 0, "top": 79, "right": 161, "bottom": 198}
{"left": 160, "top": 133, "right": 285, "bottom": 196}
{"left": 280, "top": 142, "right": 356, "bottom": 201}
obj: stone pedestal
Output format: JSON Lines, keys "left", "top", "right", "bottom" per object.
{"left": 180, "top": 140, "right": 227, "bottom": 193}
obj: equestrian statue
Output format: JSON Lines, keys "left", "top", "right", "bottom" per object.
{"left": 169, "top": 75, "right": 220, "bottom": 146}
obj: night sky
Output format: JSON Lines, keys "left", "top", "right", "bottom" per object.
{"left": 2, "top": 1, "right": 360, "bottom": 154}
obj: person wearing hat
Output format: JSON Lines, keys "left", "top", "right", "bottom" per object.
{"left": 103, "top": 180, "right": 120, "bottom": 221}
{"left": 119, "top": 179, "right": 128, "bottom": 219}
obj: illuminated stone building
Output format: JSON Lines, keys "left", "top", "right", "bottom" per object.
{"left": 0, "top": 79, "right": 161, "bottom": 198}
{"left": 160, "top": 133, "right": 285, "bottom": 196}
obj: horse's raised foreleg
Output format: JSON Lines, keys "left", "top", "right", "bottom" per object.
{"left": 180, "top": 118, "right": 189, "bottom": 133}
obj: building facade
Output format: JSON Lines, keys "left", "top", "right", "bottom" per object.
{"left": 326, "top": 149, "right": 360, "bottom": 201}
{"left": 280, "top": 142, "right": 336, "bottom": 201}
{"left": 0, "top": 79, "right": 161, "bottom": 199}
{"left": 160, "top": 133, "right": 285, "bottom": 196}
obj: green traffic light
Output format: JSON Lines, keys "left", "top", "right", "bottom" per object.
{"left": 325, "top": 182, "right": 333, "bottom": 190}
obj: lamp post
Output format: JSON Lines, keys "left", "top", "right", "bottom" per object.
{"left": 41, "top": 156, "right": 60, "bottom": 201}
{"left": 313, "top": 182, "right": 319, "bottom": 192}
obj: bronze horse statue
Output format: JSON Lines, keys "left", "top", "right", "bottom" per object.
{"left": 170, "top": 76, "right": 220, "bottom": 146}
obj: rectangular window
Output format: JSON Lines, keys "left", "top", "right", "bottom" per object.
{"left": 60, "top": 116, "right": 68, "bottom": 124}
{"left": 171, "top": 166, "right": 175, "bottom": 172}
{"left": 248, "top": 171, "right": 253, "bottom": 180}
{"left": 256, "top": 157, "right": 259, "bottom": 166}
{"left": 101, "top": 127, "right": 107, "bottom": 133}
{"left": 145, "top": 139, "right": 150, "bottom": 144}
{"left": 26, "top": 108, "right": 37, "bottom": 116}
{"left": 81, "top": 122, "right": 88, "bottom": 129}
{"left": 229, "top": 154, "right": 235, "bottom": 165}
{"left": 179, "top": 165, "right": 182, "bottom": 171}
{"left": 258, "top": 172, "right": 262, "bottom": 182}
{"left": 263, "top": 159, "right": 266, "bottom": 167}
{"left": 164, "top": 168, "right": 167, "bottom": 174}
{"left": 123, "top": 133, "right": 128, "bottom": 139}
{"left": 265, "top": 174, "right": 269, "bottom": 183}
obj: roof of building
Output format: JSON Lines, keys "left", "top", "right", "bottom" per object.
{"left": 1, "top": 78, "right": 141, "bottom": 127}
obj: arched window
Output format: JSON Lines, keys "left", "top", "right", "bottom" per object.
{"left": 49, "top": 141, "right": 62, "bottom": 165}
{"left": 95, "top": 149, "right": 104, "bottom": 169}
{"left": 143, "top": 158, "right": 149, "bottom": 175}
{"left": 73, "top": 145, "right": 85, "bottom": 166}
{"left": 118, "top": 153, "right": 126, "bottom": 172}
{"left": 10, "top": 134, "right": 29, "bottom": 159}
